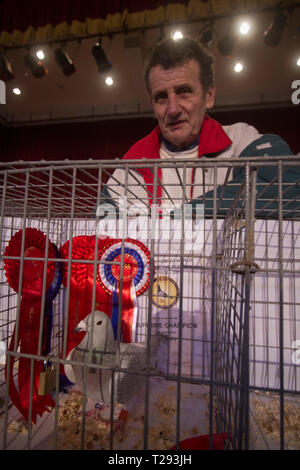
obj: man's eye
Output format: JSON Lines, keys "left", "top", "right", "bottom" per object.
{"left": 177, "top": 87, "right": 192, "bottom": 95}
{"left": 154, "top": 93, "right": 167, "bottom": 103}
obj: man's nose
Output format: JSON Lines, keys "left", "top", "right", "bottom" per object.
{"left": 166, "top": 94, "right": 181, "bottom": 118}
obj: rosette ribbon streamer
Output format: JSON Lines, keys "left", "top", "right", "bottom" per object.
{"left": 98, "top": 239, "right": 150, "bottom": 343}
{"left": 43, "top": 244, "right": 62, "bottom": 355}
{"left": 3, "top": 228, "right": 62, "bottom": 423}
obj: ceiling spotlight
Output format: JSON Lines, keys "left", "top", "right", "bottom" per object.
{"left": 0, "top": 52, "right": 14, "bottom": 82}
{"left": 13, "top": 87, "right": 21, "bottom": 95}
{"left": 105, "top": 76, "right": 113, "bottom": 86}
{"left": 92, "top": 41, "right": 112, "bottom": 74}
{"left": 263, "top": 11, "right": 287, "bottom": 47}
{"left": 239, "top": 22, "right": 250, "bottom": 35}
{"left": 297, "top": 57, "right": 300, "bottom": 67}
{"left": 234, "top": 62, "right": 243, "bottom": 73}
{"left": 199, "top": 23, "right": 214, "bottom": 48}
{"left": 36, "top": 49, "right": 45, "bottom": 60}
{"left": 55, "top": 47, "right": 76, "bottom": 76}
{"left": 24, "top": 52, "right": 48, "bottom": 78}
{"left": 172, "top": 31, "right": 183, "bottom": 40}
{"left": 217, "top": 29, "right": 238, "bottom": 57}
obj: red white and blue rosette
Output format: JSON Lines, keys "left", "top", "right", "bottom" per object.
{"left": 97, "top": 239, "right": 150, "bottom": 343}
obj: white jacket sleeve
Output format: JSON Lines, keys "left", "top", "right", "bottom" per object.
{"left": 222, "top": 122, "right": 262, "bottom": 157}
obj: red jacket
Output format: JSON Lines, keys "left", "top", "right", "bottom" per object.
{"left": 122, "top": 114, "right": 232, "bottom": 203}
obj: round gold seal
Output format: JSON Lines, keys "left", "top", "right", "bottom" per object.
{"left": 152, "top": 276, "right": 179, "bottom": 309}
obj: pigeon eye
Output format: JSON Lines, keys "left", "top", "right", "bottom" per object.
{"left": 97, "top": 320, "right": 102, "bottom": 325}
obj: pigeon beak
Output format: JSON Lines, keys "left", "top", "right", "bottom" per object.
{"left": 74, "top": 319, "right": 87, "bottom": 332}
{"left": 74, "top": 326, "right": 83, "bottom": 332}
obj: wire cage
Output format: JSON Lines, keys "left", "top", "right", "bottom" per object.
{"left": 0, "top": 155, "right": 299, "bottom": 451}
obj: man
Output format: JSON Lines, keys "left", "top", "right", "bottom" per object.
{"left": 105, "top": 36, "right": 294, "bottom": 209}
{"left": 100, "top": 37, "right": 299, "bottom": 381}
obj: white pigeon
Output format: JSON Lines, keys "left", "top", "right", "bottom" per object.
{"left": 65, "top": 310, "right": 167, "bottom": 406}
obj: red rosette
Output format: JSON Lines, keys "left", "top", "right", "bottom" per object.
{"left": 59, "top": 236, "right": 114, "bottom": 363}
{"left": 3, "top": 228, "right": 57, "bottom": 423}
{"left": 4, "top": 227, "right": 56, "bottom": 295}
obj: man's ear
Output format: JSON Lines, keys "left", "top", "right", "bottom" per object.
{"left": 205, "top": 86, "right": 216, "bottom": 110}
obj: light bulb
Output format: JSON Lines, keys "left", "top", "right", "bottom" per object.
{"left": 173, "top": 31, "right": 183, "bottom": 40}
{"left": 234, "top": 62, "right": 243, "bottom": 73}
{"left": 36, "top": 50, "right": 45, "bottom": 60}
{"left": 239, "top": 22, "right": 250, "bottom": 35}
{"left": 105, "top": 76, "right": 113, "bottom": 86}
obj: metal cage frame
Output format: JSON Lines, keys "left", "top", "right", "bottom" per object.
{"left": 0, "top": 155, "right": 299, "bottom": 450}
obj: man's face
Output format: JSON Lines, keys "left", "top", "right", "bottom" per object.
{"left": 149, "top": 59, "right": 215, "bottom": 150}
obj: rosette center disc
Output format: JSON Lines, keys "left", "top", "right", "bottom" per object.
{"left": 111, "top": 254, "right": 138, "bottom": 282}
{"left": 23, "top": 247, "right": 44, "bottom": 281}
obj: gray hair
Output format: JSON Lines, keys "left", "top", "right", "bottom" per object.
{"left": 144, "top": 36, "right": 215, "bottom": 94}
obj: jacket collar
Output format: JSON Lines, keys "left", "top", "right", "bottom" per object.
{"left": 146, "top": 114, "right": 232, "bottom": 158}
{"left": 125, "top": 114, "right": 232, "bottom": 205}
{"left": 197, "top": 114, "right": 232, "bottom": 157}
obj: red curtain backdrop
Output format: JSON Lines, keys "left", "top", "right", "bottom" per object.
{"left": 0, "top": 107, "right": 299, "bottom": 166}
{"left": 0, "top": 116, "right": 156, "bottom": 164}
{"left": 0, "top": 0, "right": 183, "bottom": 34}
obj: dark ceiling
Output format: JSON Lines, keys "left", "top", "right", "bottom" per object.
{"left": 0, "top": 7, "right": 300, "bottom": 127}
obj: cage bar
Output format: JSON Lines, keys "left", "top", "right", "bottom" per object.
{"left": 0, "top": 156, "right": 299, "bottom": 450}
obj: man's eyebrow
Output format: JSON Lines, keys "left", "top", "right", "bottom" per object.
{"left": 175, "top": 83, "right": 193, "bottom": 91}
{"left": 152, "top": 83, "right": 193, "bottom": 98}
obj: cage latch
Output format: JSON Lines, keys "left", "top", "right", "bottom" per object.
{"left": 38, "top": 355, "right": 56, "bottom": 396}
{"left": 230, "top": 259, "right": 260, "bottom": 274}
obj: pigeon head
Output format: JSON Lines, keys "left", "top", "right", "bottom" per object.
{"left": 74, "top": 311, "right": 115, "bottom": 352}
